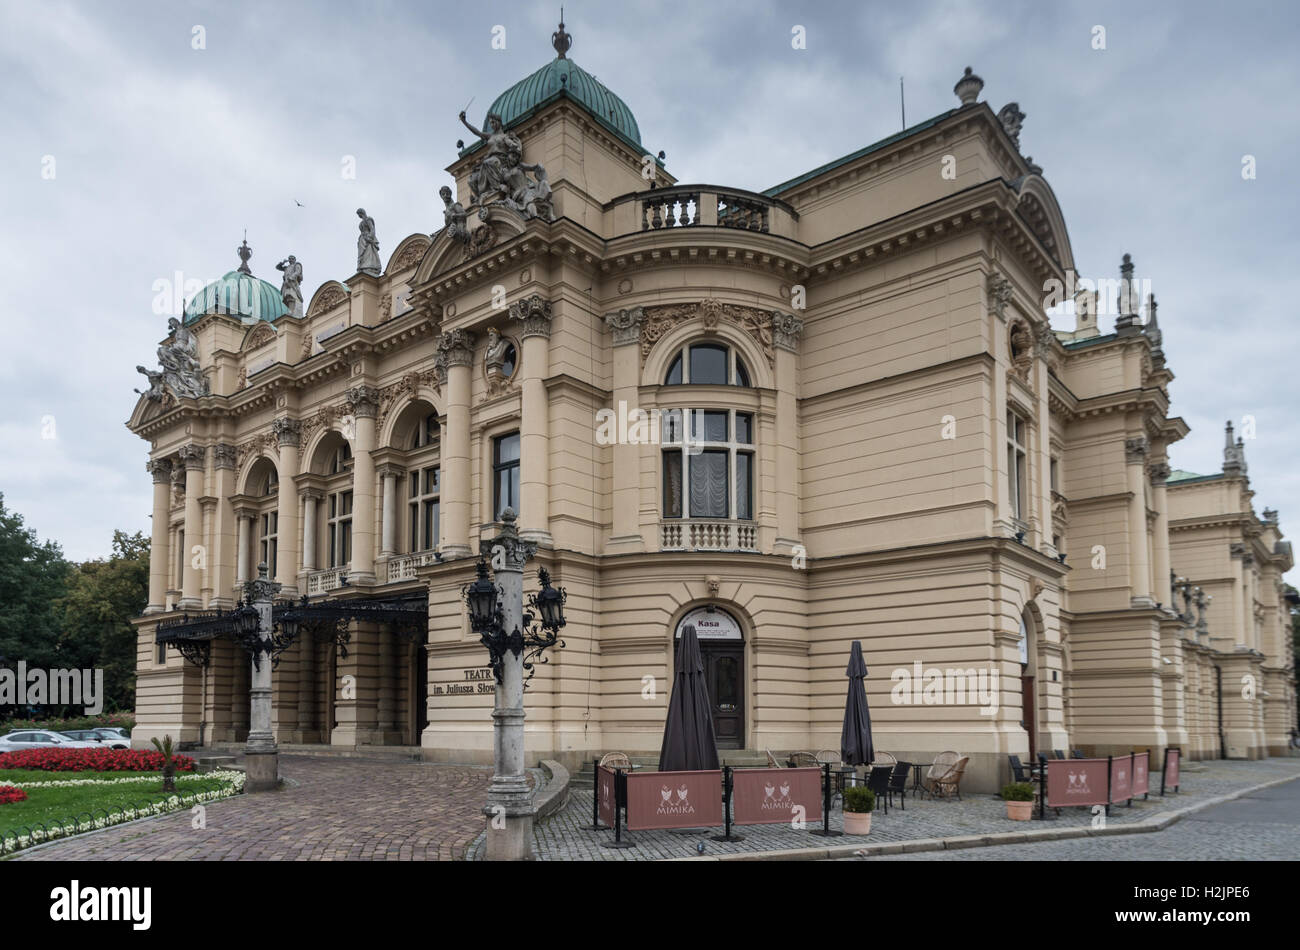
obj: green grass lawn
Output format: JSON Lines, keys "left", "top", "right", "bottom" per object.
{"left": 0, "top": 771, "right": 236, "bottom": 837}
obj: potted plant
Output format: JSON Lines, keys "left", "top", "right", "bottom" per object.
{"left": 842, "top": 785, "right": 875, "bottom": 834}
{"left": 151, "top": 735, "right": 177, "bottom": 793}
{"left": 1002, "top": 781, "right": 1035, "bottom": 820}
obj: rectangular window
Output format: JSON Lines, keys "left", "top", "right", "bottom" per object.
{"left": 663, "top": 449, "right": 683, "bottom": 518}
{"left": 690, "top": 450, "right": 729, "bottom": 518}
{"left": 735, "top": 412, "right": 753, "bottom": 444}
{"left": 1050, "top": 457, "right": 1060, "bottom": 493}
{"left": 409, "top": 466, "right": 441, "bottom": 551}
{"left": 1007, "top": 409, "right": 1028, "bottom": 520}
{"left": 259, "top": 514, "right": 278, "bottom": 578}
{"left": 493, "top": 433, "right": 521, "bottom": 519}
{"left": 736, "top": 452, "right": 753, "bottom": 520}
{"left": 328, "top": 491, "right": 352, "bottom": 568}
{"left": 156, "top": 643, "right": 166, "bottom": 665}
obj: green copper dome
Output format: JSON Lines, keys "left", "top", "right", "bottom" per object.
{"left": 477, "top": 20, "right": 642, "bottom": 150}
{"left": 183, "top": 240, "right": 288, "bottom": 325}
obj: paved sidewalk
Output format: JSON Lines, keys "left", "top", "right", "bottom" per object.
{"left": 468, "top": 757, "right": 1300, "bottom": 860}
{"left": 11, "top": 755, "right": 495, "bottom": 861}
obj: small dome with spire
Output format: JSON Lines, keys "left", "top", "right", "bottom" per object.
{"left": 183, "top": 237, "right": 287, "bottom": 325}
{"left": 470, "top": 17, "right": 643, "bottom": 152}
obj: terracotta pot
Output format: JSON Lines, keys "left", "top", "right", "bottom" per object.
{"left": 843, "top": 810, "right": 872, "bottom": 834}
{"left": 1006, "top": 799, "right": 1034, "bottom": 821}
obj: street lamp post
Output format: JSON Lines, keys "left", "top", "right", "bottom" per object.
{"left": 236, "top": 562, "right": 282, "bottom": 792}
{"left": 465, "top": 508, "right": 566, "bottom": 860}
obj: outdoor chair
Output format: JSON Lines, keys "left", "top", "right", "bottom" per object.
{"left": 1070, "top": 749, "right": 1086, "bottom": 759}
{"left": 865, "top": 765, "right": 894, "bottom": 815}
{"left": 765, "top": 749, "right": 784, "bottom": 768}
{"left": 887, "top": 761, "right": 911, "bottom": 811}
{"left": 1052, "top": 749, "right": 1066, "bottom": 759}
{"left": 922, "top": 751, "right": 959, "bottom": 797}
{"left": 871, "top": 751, "right": 897, "bottom": 768}
{"left": 790, "top": 751, "right": 820, "bottom": 769}
{"left": 816, "top": 749, "right": 843, "bottom": 765}
{"left": 1007, "top": 754, "right": 1035, "bottom": 783}
{"left": 930, "top": 755, "right": 969, "bottom": 800}
{"left": 598, "top": 752, "right": 631, "bottom": 771}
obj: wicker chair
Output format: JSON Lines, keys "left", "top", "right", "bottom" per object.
{"left": 923, "top": 751, "right": 960, "bottom": 797}
{"left": 870, "top": 751, "right": 897, "bottom": 768}
{"left": 765, "top": 749, "right": 784, "bottom": 768}
{"left": 930, "top": 755, "right": 970, "bottom": 800}
{"left": 816, "top": 749, "right": 843, "bottom": 765}
{"left": 789, "top": 751, "right": 820, "bottom": 769}
{"left": 598, "top": 752, "right": 631, "bottom": 771}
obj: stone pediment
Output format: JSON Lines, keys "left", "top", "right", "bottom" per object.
{"left": 418, "top": 205, "right": 527, "bottom": 283}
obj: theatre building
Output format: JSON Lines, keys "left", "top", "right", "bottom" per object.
{"left": 128, "top": 25, "right": 1295, "bottom": 791}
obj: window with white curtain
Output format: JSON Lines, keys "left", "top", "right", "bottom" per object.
{"left": 662, "top": 409, "right": 754, "bottom": 520}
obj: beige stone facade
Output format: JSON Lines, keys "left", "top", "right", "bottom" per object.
{"left": 127, "top": 48, "right": 1295, "bottom": 793}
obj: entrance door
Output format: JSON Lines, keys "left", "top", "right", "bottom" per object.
{"left": 1021, "top": 674, "right": 1036, "bottom": 763}
{"left": 702, "top": 645, "right": 744, "bottom": 749}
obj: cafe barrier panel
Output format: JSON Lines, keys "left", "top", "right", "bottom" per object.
{"left": 1043, "top": 756, "right": 1111, "bottom": 818}
{"left": 625, "top": 769, "right": 724, "bottom": 831}
{"left": 1132, "top": 750, "right": 1150, "bottom": 799}
{"left": 731, "top": 766, "right": 823, "bottom": 826}
{"left": 1161, "top": 747, "right": 1181, "bottom": 795}
{"left": 1110, "top": 753, "right": 1133, "bottom": 806}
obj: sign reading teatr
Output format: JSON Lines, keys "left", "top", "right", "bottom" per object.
{"left": 431, "top": 667, "right": 496, "bottom": 697}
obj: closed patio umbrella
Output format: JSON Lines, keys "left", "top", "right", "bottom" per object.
{"left": 658, "top": 624, "right": 720, "bottom": 772}
{"left": 840, "top": 640, "right": 874, "bottom": 766}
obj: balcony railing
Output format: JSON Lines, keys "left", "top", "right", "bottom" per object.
{"left": 306, "top": 566, "right": 348, "bottom": 596}
{"left": 610, "top": 184, "right": 797, "bottom": 239}
{"left": 660, "top": 519, "right": 758, "bottom": 553}
{"left": 386, "top": 550, "right": 440, "bottom": 583}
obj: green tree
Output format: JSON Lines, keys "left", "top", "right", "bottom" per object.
{"left": 57, "top": 530, "right": 149, "bottom": 712}
{"left": 0, "top": 493, "right": 71, "bottom": 675}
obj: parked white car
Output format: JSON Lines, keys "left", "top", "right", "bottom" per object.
{"left": 0, "top": 730, "right": 104, "bottom": 753}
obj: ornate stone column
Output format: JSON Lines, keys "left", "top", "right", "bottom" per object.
{"left": 438, "top": 329, "right": 476, "bottom": 558}
{"left": 234, "top": 507, "right": 255, "bottom": 584}
{"left": 346, "top": 385, "right": 380, "bottom": 584}
{"left": 1125, "top": 437, "right": 1153, "bottom": 607}
{"left": 145, "top": 458, "right": 173, "bottom": 613}
{"left": 178, "top": 444, "right": 206, "bottom": 609}
{"left": 211, "top": 444, "right": 239, "bottom": 608}
{"left": 1149, "top": 461, "right": 1172, "bottom": 608}
{"left": 379, "top": 465, "right": 402, "bottom": 556}
{"left": 604, "top": 307, "right": 644, "bottom": 552}
{"left": 273, "top": 417, "right": 302, "bottom": 597}
{"left": 301, "top": 489, "right": 322, "bottom": 573}
{"left": 509, "top": 294, "right": 553, "bottom": 545}
{"left": 772, "top": 311, "right": 805, "bottom": 555}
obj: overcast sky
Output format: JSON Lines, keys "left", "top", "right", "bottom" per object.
{"left": 1, "top": 0, "right": 1297, "bottom": 567}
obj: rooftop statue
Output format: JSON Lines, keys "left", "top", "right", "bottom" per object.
{"left": 458, "top": 110, "right": 554, "bottom": 222}
{"left": 137, "top": 317, "right": 210, "bottom": 403}
{"left": 356, "top": 208, "right": 382, "bottom": 276}
{"left": 277, "top": 254, "right": 304, "bottom": 317}
{"left": 441, "top": 185, "right": 470, "bottom": 244}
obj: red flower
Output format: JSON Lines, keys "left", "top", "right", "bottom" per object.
{"left": 0, "top": 785, "right": 28, "bottom": 804}
{"left": 0, "top": 748, "right": 194, "bottom": 773}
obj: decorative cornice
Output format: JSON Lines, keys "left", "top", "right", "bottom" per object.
{"left": 299, "top": 486, "right": 325, "bottom": 502}
{"left": 604, "top": 306, "right": 643, "bottom": 346}
{"left": 508, "top": 293, "right": 553, "bottom": 339}
{"left": 1149, "top": 462, "right": 1171, "bottom": 484}
{"left": 272, "top": 416, "right": 302, "bottom": 447}
{"left": 771, "top": 311, "right": 804, "bottom": 353}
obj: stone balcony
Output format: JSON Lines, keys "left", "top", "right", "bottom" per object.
{"left": 305, "top": 566, "right": 349, "bottom": 596}
{"left": 660, "top": 519, "right": 758, "bottom": 553}
{"left": 385, "top": 550, "right": 440, "bottom": 584}
{"left": 605, "top": 185, "right": 798, "bottom": 240}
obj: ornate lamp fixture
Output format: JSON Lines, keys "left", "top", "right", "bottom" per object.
{"left": 462, "top": 542, "right": 567, "bottom": 686}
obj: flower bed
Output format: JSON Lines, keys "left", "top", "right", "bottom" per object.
{"left": 0, "top": 786, "right": 27, "bottom": 805}
{"left": 0, "top": 770, "right": 245, "bottom": 855}
{"left": 0, "top": 748, "right": 195, "bottom": 773}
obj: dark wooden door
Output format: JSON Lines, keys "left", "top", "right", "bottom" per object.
{"left": 703, "top": 646, "right": 744, "bottom": 749}
{"left": 1021, "top": 674, "right": 1036, "bottom": 762}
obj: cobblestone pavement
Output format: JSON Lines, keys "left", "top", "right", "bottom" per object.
{"left": 860, "top": 777, "right": 1300, "bottom": 860}
{"left": 11, "top": 755, "right": 494, "bottom": 861}
{"left": 469, "top": 757, "right": 1300, "bottom": 861}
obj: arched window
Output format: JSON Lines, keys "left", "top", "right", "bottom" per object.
{"left": 410, "top": 412, "right": 439, "bottom": 450}
{"left": 663, "top": 343, "right": 751, "bottom": 387}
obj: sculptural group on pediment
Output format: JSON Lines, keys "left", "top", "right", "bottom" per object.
{"left": 135, "top": 317, "right": 210, "bottom": 403}
{"left": 458, "top": 111, "right": 555, "bottom": 223}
